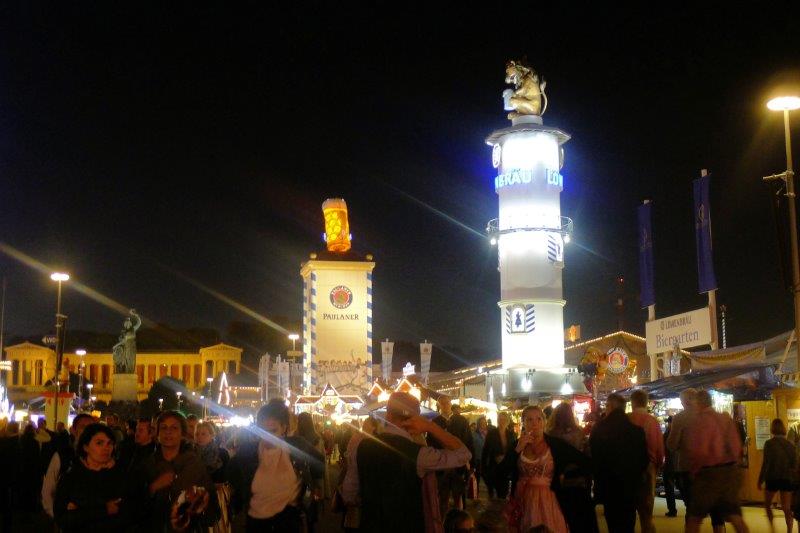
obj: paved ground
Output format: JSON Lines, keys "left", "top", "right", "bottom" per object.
{"left": 318, "top": 486, "right": 786, "bottom": 532}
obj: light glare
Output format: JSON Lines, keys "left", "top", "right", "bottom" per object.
{"left": 50, "top": 272, "right": 70, "bottom": 281}
{"left": 768, "top": 96, "right": 800, "bottom": 111}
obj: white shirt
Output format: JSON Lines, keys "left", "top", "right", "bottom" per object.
{"left": 41, "top": 451, "right": 61, "bottom": 517}
{"left": 248, "top": 441, "right": 301, "bottom": 519}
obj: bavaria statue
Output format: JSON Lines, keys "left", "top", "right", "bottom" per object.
{"left": 112, "top": 309, "right": 142, "bottom": 374}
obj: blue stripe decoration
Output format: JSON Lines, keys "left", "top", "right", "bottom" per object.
{"left": 367, "top": 330, "right": 373, "bottom": 339}
{"left": 311, "top": 272, "right": 316, "bottom": 281}
{"left": 367, "top": 345, "right": 373, "bottom": 353}
{"left": 311, "top": 332, "right": 316, "bottom": 340}
{"left": 367, "top": 316, "right": 372, "bottom": 324}
{"left": 310, "top": 303, "right": 316, "bottom": 311}
{"left": 310, "top": 288, "right": 316, "bottom": 296}
{"left": 311, "top": 318, "right": 316, "bottom": 326}
{"left": 367, "top": 302, "right": 372, "bottom": 310}
{"left": 367, "top": 273, "right": 372, "bottom": 281}
{"left": 367, "top": 287, "right": 372, "bottom": 295}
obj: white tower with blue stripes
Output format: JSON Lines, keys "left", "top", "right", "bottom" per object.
{"left": 486, "top": 88, "right": 571, "bottom": 370}
{"left": 300, "top": 201, "right": 375, "bottom": 397}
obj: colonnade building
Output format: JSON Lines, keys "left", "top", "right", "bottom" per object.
{"left": 3, "top": 341, "right": 242, "bottom": 403}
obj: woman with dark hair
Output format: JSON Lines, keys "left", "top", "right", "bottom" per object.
{"left": 296, "top": 412, "right": 321, "bottom": 448}
{"left": 759, "top": 417, "right": 797, "bottom": 532}
{"left": 506, "top": 405, "right": 596, "bottom": 533}
{"left": 296, "top": 411, "right": 327, "bottom": 529}
{"left": 135, "top": 410, "right": 219, "bottom": 532}
{"left": 546, "top": 402, "right": 587, "bottom": 451}
{"left": 195, "top": 421, "right": 229, "bottom": 484}
{"left": 545, "top": 402, "right": 598, "bottom": 532}
{"left": 482, "top": 412, "right": 515, "bottom": 498}
{"left": 227, "top": 399, "right": 324, "bottom": 532}
{"left": 54, "top": 423, "right": 130, "bottom": 532}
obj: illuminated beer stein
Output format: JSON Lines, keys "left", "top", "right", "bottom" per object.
{"left": 322, "top": 198, "right": 351, "bottom": 252}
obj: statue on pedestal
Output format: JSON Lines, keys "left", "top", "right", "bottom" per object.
{"left": 504, "top": 59, "right": 548, "bottom": 119}
{"left": 112, "top": 309, "right": 142, "bottom": 374}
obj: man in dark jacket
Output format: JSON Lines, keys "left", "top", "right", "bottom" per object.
{"left": 358, "top": 392, "right": 472, "bottom": 532}
{"left": 590, "top": 393, "right": 648, "bottom": 533}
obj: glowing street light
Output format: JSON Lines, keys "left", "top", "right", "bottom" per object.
{"left": 76, "top": 349, "right": 86, "bottom": 405}
{"left": 288, "top": 333, "right": 300, "bottom": 351}
{"left": 176, "top": 391, "right": 182, "bottom": 410}
{"left": 50, "top": 272, "right": 69, "bottom": 426}
{"left": 765, "top": 94, "right": 800, "bottom": 369}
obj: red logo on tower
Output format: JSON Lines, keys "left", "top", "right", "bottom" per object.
{"left": 329, "top": 285, "right": 353, "bottom": 309}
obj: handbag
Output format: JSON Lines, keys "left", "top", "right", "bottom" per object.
{"left": 466, "top": 472, "right": 478, "bottom": 499}
{"left": 331, "top": 487, "right": 346, "bottom": 514}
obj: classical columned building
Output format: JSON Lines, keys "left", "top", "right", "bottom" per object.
{"left": 4, "top": 341, "right": 242, "bottom": 403}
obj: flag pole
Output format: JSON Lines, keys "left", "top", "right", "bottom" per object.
{"left": 700, "top": 169, "right": 720, "bottom": 350}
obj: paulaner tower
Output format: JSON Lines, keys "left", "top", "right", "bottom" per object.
{"left": 300, "top": 199, "right": 375, "bottom": 397}
{"left": 487, "top": 60, "right": 571, "bottom": 371}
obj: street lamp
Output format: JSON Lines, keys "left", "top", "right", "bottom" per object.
{"left": 86, "top": 382, "right": 94, "bottom": 411}
{"left": 158, "top": 398, "right": 164, "bottom": 411}
{"left": 288, "top": 333, "right": 299, "bottom": 351}
{"left": 176, "top": 391, "right": 182, "bottom": 411}
{"left": 50, "top": 272, "right": 69, "bottom": 427}
{"left": 765, "top": 95, "right": 800, "bottom": 370}
{"left": 75, "top": 349, "right": 86, "bottom": 406}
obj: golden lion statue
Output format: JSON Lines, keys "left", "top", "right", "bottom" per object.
{"left": 504, "top": 59, "right": 547, "bottom": 119}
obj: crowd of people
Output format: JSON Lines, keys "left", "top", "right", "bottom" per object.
{"left": 0, "top": 386, "right": 790, "bottom": 532}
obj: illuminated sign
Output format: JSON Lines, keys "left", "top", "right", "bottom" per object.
{"left": 606, "top": 347, "right": 629, "bottom": 374}
{"left": 322, "top": 198, "right": 352, "bottom": 253}
{"left": 494, "top": 168, "right": 563, "bottom": 191}
{"left": 505, "top": 304, "right": 535, "bottom": 334}
{"left": 329, "top": 285, "right": 353, "bottom": 309}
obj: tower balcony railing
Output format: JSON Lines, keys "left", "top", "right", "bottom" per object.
{"left": 486, "top": 216, "right": 573, "bottom": 241}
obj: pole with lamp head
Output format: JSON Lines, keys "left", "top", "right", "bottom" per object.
{"left": 765, "top": 95, "right": 800, "bottom": 370}
{"left": 50, "top": 273, "right": 69, "bottom": 428}
{"left": 86, "top": 382, "right": 94, "bottom": 412}
{"left": 75, "top": 349, "right": 86, "bottom": 408}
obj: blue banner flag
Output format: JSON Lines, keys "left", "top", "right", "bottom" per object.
{"left": 693, "top": 174, "right": 717, "bottom": 293}
{"left": 638, "top": 202, "right": 656, "bottom": 308}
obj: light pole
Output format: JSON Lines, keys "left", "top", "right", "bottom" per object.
{"left": 288, "top": 333, "right": 299, "bottom": 351}
{"left": 86, "top": 383, "right": 94, "bottom": 411}
{"left": 176, "top": 391, "right": 182, "bottom": 411}
{"left": 50, "top": 272, "right": 69, "bottom": 427}
{"left": 200, "top": 395, "right": 206, "bottom": 419}
{"left": 76, "top": 349, "right": 86, "bottom": 408}
{"left": 765, "top": 95, "right": 800, "bottom": 371}
{"left": 158, "top": 398, "right": 164, "bottom": 411}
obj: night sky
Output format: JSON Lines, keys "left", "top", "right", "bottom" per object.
{"left": 1, "top": 4, "right": 799, "bottom": 365}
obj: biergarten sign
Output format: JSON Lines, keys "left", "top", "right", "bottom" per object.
{"left": 645, "top": 307, "right": 712, "bottom": 355}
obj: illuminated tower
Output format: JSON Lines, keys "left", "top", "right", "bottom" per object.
{"left": 487, "top": 60, "right": 571, "bottom": 370}
{"left": 300, "top": 199, "right": 375, "bottom": 396}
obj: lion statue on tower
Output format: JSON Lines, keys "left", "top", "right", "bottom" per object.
{"left": 504, "top": 59, "right": 547, "bottom": 119}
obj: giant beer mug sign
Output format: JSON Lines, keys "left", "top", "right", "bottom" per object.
{"left": 323, "top": 198, "right": 352, "bottom": 253}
